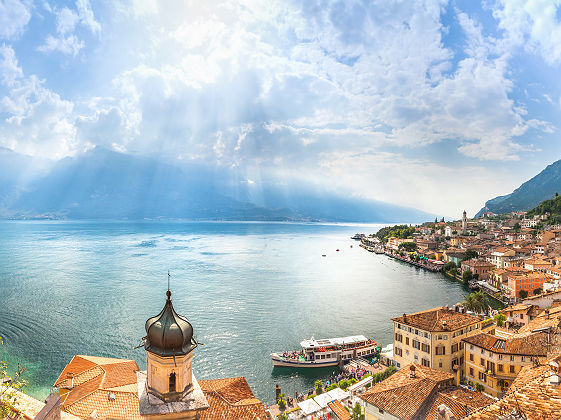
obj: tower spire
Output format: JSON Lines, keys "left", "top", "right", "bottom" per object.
{"left": 167, "top": 270, "right": 171, "bottom": 300}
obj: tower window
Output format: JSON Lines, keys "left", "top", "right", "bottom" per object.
{"left": 169, "top": 373, "right": 176, "bottom": 392}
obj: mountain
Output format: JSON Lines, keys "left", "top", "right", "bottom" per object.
{"left": 475, "top": 160, "right": 561, "bottom": 217}
{"left": 3, "top": 148, "right": 434, "bottom": 222}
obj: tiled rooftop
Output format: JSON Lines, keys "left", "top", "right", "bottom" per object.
{"left": 392, "top": 307, "right": 480, "bottom": 332}
{"left": 462, "top": 356, "right": 561, "bottom": 419}
{"left": 462, "top": 331, "right": 549, "bottom": 356}
{"left": 360, "top": 364, "right": 454, "bottom": 419}
{"left": 198, "top": 377, "right": 267, "bottom": 419}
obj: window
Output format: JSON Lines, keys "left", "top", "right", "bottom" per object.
{"left": 379, "top": 408, "right": 385, "bottom": 414}
{"left": 169, "top": 373, "right": 176, "bottom": 393}
{"left": 498, "top": 364, "right": 504, "bottom": 372}
{"left": 439, "top": 361, "right": 443, "bottom": 368}
{"left": 436, "top": 346, "right": 446, "bottom": 355}
{"left": 498, "top": 354, "right": 503, "bottom": 360}
{"left": 469, "top": 367, "right": 474, "bottom": 376}
{"left": 395, "top": 347, "right": 402, "bottom": 356}
{"left": 481, "top": 349, "right": 485, "bottom": 355}
{"left": 479, "top": 372, "right": 486, "bottom": 382}
{"left": 422, "top": 343, "right": 430, "bottom": 353}
{"left": 409, "top": 327, "right": 413, "bottom": 333}
{"left": 415, "top": 329, "right": 419, "bottom": 335}
{"left": 480, "top": 358, "right": 485, "bottom": 366}
{"left": 470, "top": 353, "right": 474, "bottom": 362}
{"left": 470, "top": 345, "right": 474, "bottom": 350}
{"left": 451, "top": 343, "right": 458, "bottom": 353}
{"left": 413, "top": 340, "right": 420, "bottom": 350}
{"left": 406, "top": 337, "right": 410, "bottom": 346}
{"left": 422, "top": 359, "right": 430, "bottom": 367}
{"left": 521, "top": 357, "right": 526, "bottom": 362}
{"left": 510, "top": 365, "right": 515, "bottom": 373}
{"left": 395, "top": 333, "right": 402, "bottom": 342}
{"left": 510, "top": 356, "right": 515, "bottom": 362}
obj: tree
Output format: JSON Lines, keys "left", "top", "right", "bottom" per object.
{"left": 435, "top": 217, "right": 438, "bottom": 223}
{"left": 462, "top": 249, "right": 478, "bottom": 261}
{"left": 314, "top": 379, "right": 323, "bottom": 395}
{"left": 325, "top": 383, "right": 338, "bottom": 392}
{"left": 533, "top": 288, "right": 542, "bottom": 295}
{"left": 513, "top": 222, "right": 521, "bottom": 232}
{"left": 440, "top": 217, "right": 445, "bottom": 223}
{"left": 277, "top": 414, "right": 289, "bottom": 420}
{"left": 519, "top": 290, "right": 528, "bottom": 299}
{"left": 493, "top": 313, "right": 506, "bottom": 327}
{"left": 351, "top": 402, "right": 364, "bottom": 420}
{"left": 277, "top": 393, "right": 286, "bottom": 410}
{"left": 462, "top": 291, "right": 489, "bottom": 314}
{"left": 462, "top": 270, "right": 473, "bottom": 283}
{"left": 1, "top": 336, "right": 27, "bottom": 418}
{"left": 398, "top": 242, "right": 417, "bottom": 252}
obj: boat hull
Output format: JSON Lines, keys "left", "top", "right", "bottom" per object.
{"left": 271, "top": 355, "right": 339, "bottom": 368}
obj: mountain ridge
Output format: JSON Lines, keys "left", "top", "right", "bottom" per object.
{"left": 476, "top": 159, "right": 561, "bottom": 217}
{"left": 1, "top": 147, "right": 435, "bottom": 223}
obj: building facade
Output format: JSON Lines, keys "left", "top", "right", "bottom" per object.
{"left": 392, "top": 307, "right": 482, "bottom": 377}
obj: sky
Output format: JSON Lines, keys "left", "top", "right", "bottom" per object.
{"left": 1, "top": 0, "right": 561, "bottom": 217}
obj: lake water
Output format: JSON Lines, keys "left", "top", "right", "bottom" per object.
{"left": 0, "top": 221, "right": 470, "bottom": 404}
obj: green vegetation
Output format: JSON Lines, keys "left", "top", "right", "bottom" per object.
{"left": 443, "top": 261, "right": 456, "bottom": 271}
{"left": 462, "top": 270, "right": 473, "bottom": 284}
{"left": 474, "top": 382, "right": 484, "bottom": 392}
{"left": 519, "top": 290, "right": 528, "bottom": 299}
{"left": 370, "top": 365, "right": 397, "bottom": 385}
{"left": 534, "top": 288, "right": 543, "bottom": 295}
{"left": 1, "top": 336, "right": 27, "bottom": 418}
{"left": 314, "top": 379, "right": 323, "bottom": 395}
{"left": 398, "top": 242, "right": 417, "bottom": 252}
{"left": 277, "top": 392, "right": 286, "bottom": 410}
{"left": 351, "top": 402, "right": 364, "bottom": 420}
{"left": 462, "top": 291, "right": 489, "bottom": 314}
{"left": 493, "top": 313, "right": 506, "bottom": 327}
{"left": 277, "top": 413, "right": 289, "bottom": 420}
{"left": 462, "top": 249, "right": 478, "bottom": 261}
{"left": 527, "top": 194, "right": 561, "bottom": 223}
{"left": 376, "top": 225, "right": 416, "bottom": 243}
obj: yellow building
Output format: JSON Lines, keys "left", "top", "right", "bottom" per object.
{"left": 462, "top": 331, "right": 549, "bottom": 397}
{"left": 392, "top": 307, "right": 482, "bottom": 377}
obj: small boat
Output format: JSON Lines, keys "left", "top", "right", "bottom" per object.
{"left": 322, "top": 254, "right": 327, "bottom": 257}
{"left": 271, "top": 335, "right": 379, "bottom": 368}
{"left": 336, "top": 249, "right": 340, "bottom": 252}
{"left": 351, "top": 234, "right": 365, "bottom": 240}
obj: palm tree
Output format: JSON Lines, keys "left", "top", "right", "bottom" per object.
{"left": 462, "top": 291, "right": 489, "bottom": 314}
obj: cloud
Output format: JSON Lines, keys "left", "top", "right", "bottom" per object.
{"left": 38, "top": 0, "right": 100, "bottom": 56}
{"left": 0, "top": 0, "right": 31, "bottom": 40}
{"left": 493, "top": 0, "right": 561, "bottom": 65}
{"left": 0, "top": 45, "right": 76, "bottom": 158}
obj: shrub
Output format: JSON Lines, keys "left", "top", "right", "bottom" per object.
{"left": 314, "top": 379, "right": 323, "bottom": 395}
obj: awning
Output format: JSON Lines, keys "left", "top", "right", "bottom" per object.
{"left": 297, "top": 398, "right": 321, "bottom": 415}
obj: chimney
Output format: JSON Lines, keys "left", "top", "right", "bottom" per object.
{"left": 546, "top": 309, "right": 550, "bottom": 319}
{"left": 403, "top": 313, "right": 407, "bottom": 322}
{"left": 550, "top": 361, "right": 560, "bottom": 386}
{"left": 442, "top": 320, "right": 447, "bottom": 329}
{"left": 410, "top": 365, "right": 416, "bottom": 378}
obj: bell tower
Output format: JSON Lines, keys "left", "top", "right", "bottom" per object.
{"left": 138, "top": 277, "right": 209, "bottom": 418}
{"left": 462, "top": 210, "right": 467, "bottom": 233}
{"left": 143, "top": 288, "right": 197, "bottom": 401}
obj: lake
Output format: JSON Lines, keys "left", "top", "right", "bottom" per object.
{"left": 0, "top": 220, "right": 470, "bottom": 404}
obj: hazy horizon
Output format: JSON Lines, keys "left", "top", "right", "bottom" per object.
{"left": 1, "top": 1, "right": 561, "bottom": 216}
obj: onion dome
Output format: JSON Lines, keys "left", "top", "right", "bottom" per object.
{"left": 144, "top": 290, "right": 196, "bottom": 356}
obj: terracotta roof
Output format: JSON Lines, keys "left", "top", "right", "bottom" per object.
{"left": 360, "top": 364, "right": 454, "bottom": 420}
{"left": 198, "top": 377, "right": 267, "bottom": 419}
{"left": 55, "top": 355, "right": 141, "bottom": 420}
{"left": 425, "top": 387, "right": 494, "bottom": 419}
{"left": 518, "top": 317, "right": 560, "bottom": 334}
{"left": 462, "top": 357, "right": 561, "bottom": 419}
{"left": 462, "top": 332, "right": 549, "bottom": 356}
{"left": 328, "top": 400, "right": 351, "bottom": 420}
{"left": 392, "top": 307, "right": 480, "bottom": 332}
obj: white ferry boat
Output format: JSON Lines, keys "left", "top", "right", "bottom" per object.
{"left": 271, "top": 335, "right": 379, "bottom": 368}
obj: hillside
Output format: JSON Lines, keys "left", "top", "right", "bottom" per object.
{"left": 476, "top": 160, "right": 561, "bottom": 217}
{"left": 527, "top": 195, "right": 561, "bottom": 224}
{"left": 2, "top": 148, "right": 435, "bottom": 222}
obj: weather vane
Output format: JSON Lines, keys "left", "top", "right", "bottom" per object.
{"left": 168, "top": 270, "right": 170, "bottom": 292}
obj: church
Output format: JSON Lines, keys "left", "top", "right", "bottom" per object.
{"left": 53, "top": 287, "right": 267, "bottom": 419}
